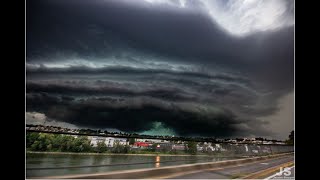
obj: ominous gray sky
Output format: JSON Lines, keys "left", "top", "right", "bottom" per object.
{"left": 26, "top": 0, "right": 294, "bottom": 140}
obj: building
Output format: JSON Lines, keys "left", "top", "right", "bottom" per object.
{"left": 172, "top": 144, "right": 185, "bottom": 151}
{"left": 155, "top": 143, "right": 173, "bottom": 151}
{"left": 105, "top": 137, "right": 128, "bottom": 147}
{"left": 133, "top": 142, "right": 151, "bottom": 149}
{"left": 135, "top": 138, "right": 169, "bottom": 143}
{"left": 197, "top": 145, "right": 203, "bottom": 151}
{"left": 89, "top": 136, "right": 128, "bottom": 147}
{"left": 89, "top": 136, "right": 106, "bottom": 147}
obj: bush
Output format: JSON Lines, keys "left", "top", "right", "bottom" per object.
{"left": 111, "top": 141, "right": 131, "bottom": 153}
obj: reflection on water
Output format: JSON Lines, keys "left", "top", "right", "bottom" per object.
{"left": 155, "top": 155, "right": 160, "bottom": 168}
{"left": 26, "top": 153, "right": 236, "bottom": 178}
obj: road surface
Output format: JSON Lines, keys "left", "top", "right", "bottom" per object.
{"left": 165, "top": 155, "right": 294, "bottom": 179}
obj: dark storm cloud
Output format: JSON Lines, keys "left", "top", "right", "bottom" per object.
{"left": 27, "top": 0, "right": 293, "bottom": 89}
{"left": 25, "top": 66, "right": 275, "bottom": 137}
{"left": 26, "top": 81, "right": 198, "bottom": 102}
{"left": 26, "top": 65, "right": 259, "bottom": 107}
{"left": 26, "top": 0, "right": 294, "bottom": 138}
{"left": 26, "top": 92, "right": 252, "bottom": 137}
{"left": 26, "top": 65, "right": 252, "bottom": 86}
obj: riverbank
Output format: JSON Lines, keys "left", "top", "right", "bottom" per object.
{"left": 26, "top": 151, "right": 213, "bottom": 157}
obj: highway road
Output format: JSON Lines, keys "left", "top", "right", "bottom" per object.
{"left": 164, "top": 155, "right": 294, "bottom": 179}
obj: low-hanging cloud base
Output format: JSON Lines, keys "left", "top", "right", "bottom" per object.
{"left": 26, "top": 0, "right": 294, "bottom": 139}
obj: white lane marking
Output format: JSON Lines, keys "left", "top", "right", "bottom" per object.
{"left": 261, "top": 163, "right": 269, "bottom": 165}
{"left": 264, "top": 166, "right": 295, "bottom": 179}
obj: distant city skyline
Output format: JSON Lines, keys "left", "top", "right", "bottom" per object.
{"left": 27, "top": 0, "right": 294, "bottom": 140}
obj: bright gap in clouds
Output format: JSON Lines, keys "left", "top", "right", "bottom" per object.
{"left": 141, "top": 0, "right": 293, "bottom": 36}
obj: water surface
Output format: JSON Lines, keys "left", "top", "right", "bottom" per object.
{"left": 26, "top": 153, "right": 237, "bottom": 177}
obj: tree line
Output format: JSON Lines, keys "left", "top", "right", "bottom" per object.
{"left": 26, "top": 132, "right": 198, "bottom": 154}
{"left": 26, "top": 132, "right": 130, "bottom": 153}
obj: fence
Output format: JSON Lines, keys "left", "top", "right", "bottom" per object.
{"left": 204, "top": 143, "right": 293, "bottom": 156}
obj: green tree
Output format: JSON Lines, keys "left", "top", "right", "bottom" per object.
{"left": 31, "top": 133, "right": 54, "bottom": 151}
{"left": 78, "top": 136, "right": 93, "bottom": 152}
{"left": 58, "top": 135, "right": 74, "bottom": 152}
{"left": 47, "top": 144, "right": 52, "bottom": 150}
{"left": 151, "top": 144, "right": 158, "bottom": 152}
{"left": 26, "top": 132, "right": 39, "bottom": 148}
{"left": 123, "top": 145, "right": 130, "bottom": 153}
{"left": 112, "top": 141, "right": 123, "bottom": 153}
{"left": 72, "top": 137, "right": 84, "bottom": 152}
{"left": 51, "top": 134, "right": 63, "bottom": 151}
{"left": 30, "top": 140, "right": 41, "bottom": 151}
{"left": 285, "top": 130, "right": 294, "bottom": 145}
{"left": 112, "top": 141, "right": 130, "bottom": 153}
{"left": 128, "top": 138, "right": 135, "bottom": 145}
{"left": 96, "top": 141, "right": 107, "bottom": 153}
{"left": 186, "top": 141, "right": 197, "bottom": 155}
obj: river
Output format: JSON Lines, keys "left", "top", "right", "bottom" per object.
{"left": 26, "top": 153, "right": 238, "bottom": 178}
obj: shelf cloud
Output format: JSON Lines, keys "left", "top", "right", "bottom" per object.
{"left": 27, "top": 0, "right": 294, "bottom": 139}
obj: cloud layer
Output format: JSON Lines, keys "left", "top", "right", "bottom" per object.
{"left": 26, "top": 0, "right": 294, "bottom": 139}
{"left": 135, "top": 0, "right": 294, "bottom": 36}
